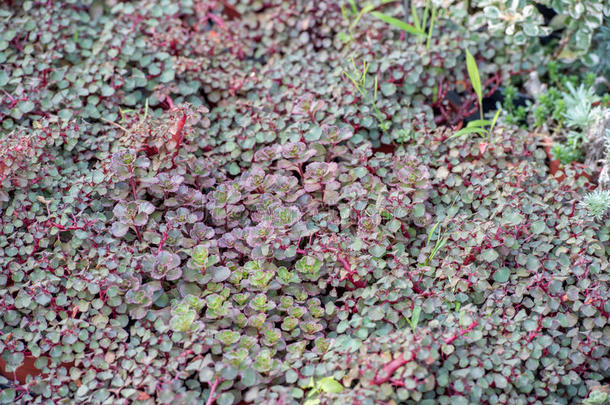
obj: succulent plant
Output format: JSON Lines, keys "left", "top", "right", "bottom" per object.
{"left": 0, "top": 1, "right": 609, "bottom": 404}
{"left": 581, "top": 189, "right": 610, "bottom": 220}
{"left": 475, "top": 0, "right": 609, "bottom": 64}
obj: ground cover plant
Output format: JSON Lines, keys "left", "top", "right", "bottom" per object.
{"left": 0, "top": 0, "right": 609, "bottom": 404}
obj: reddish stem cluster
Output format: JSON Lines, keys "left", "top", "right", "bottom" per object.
{"left": 443, "top": 319, "right": 479, "bottom": 345}
{"left": 371, "top": 351, "right": 416, "bottom": 386}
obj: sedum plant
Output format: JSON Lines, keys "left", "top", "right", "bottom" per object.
{"left": 474, "top": 0, "right": 610, "bottom": 65}
{"left": 0, "top": 1, "right": 609, "bottom": 404}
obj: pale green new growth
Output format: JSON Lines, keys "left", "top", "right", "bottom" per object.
{"left": 343, "top": 58, "right": 391, "bottom": 132}
{"left": 581, "top": 189, "right": 610, "bottom": 220}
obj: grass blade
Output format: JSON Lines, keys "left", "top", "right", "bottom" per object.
{"left": 447, "top": 126, "right": 486, "bottom": 139}
{"left": 427, "top": 221, "right": 441, "bottom": 247}
{"left": 343, "top": 71, "right": 357, "bottom": 86}
{"left": 489, "top": 108, "right": 501, "bottom": 134}
{"left": 350, "top": 4, "right": 375, "bottom": 38}
{"left": 465, "top": 49, "right": 482, "bottom": 108}
{"left": 348, "top": 0, "right": 357, "bottom": 14}
{"left": 340, "top": 2, "right": 348, "bottom": 20}
{"left": 421, "top": 0, "right": 429, "bottom": 33}
{"left": 143, "top": 98, "right": 149, "bottom": 120}
{"left": 466, "top": 119, "right": 492, "bottom": 128}
{"left": 431, "top": 236, "right": 448, "bottom": 258}
{"left": 411, "top": 1, "right": 421, "bottom": 31}
{"left": 374, "top": 75, "right": 378, "bottom": 102}
{"left": 371, "top": 11, "right": 423, "bottom": 35}
{"left": 362, "top": 61, "right": 369, "bottom": 86}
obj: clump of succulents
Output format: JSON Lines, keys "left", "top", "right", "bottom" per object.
{"left": 1, "top": 1, "right": 609, "bottom": 404}
{"left": 502, "top": 62, "right": 610, "bottom": 166}
{"left": 474, "top": 0, "right": 609, "bottom": 65}
{"left": 581, "top": 189, "right": 610, "bottom": 220}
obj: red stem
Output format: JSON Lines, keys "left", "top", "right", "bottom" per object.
{"left": 297, "top": 245, "right": 366, "bottom": 288}
{"left": 371, "top": 352, "right": 416, "bottom": 385}
{"left": 130, "top": 177, "right": 138, "bottom": 201}
{"left": 172, "top": 114, "right": 187, "bottom": 146}
{"left": 157, "top": 224, "right": 172, "bottom": 255}
{"left": 171, "top": 113, "right": 188, "bottom": 168}
{"left": 166, "top": 95, "right": 175, "bottom": 109}
{"left": 48, "top": 219, "right": 96, "bottom": 231}
{"left": 205, "top": 377, "right": 219, "bottom": 405}
{"left": 444, "top": 320, "right": 479, "bottom": 345}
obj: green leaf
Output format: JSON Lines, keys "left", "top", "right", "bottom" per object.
{"left": 210, "top": 266, "right": 231, "bottom": 282}
{"left": 159, "top": 70, "right": 175, "bottom": 83}
{"left": 317, "top": 377, "right": 344, "bottom": 393}
{"left": 413, "top": 203, "right": 425, "bottom": 217}
{"left": 484, "top": 6, "right": 500, "bottom": 18}
{"left": 0, "top": 388, "right": 16, "bottom": 403}
{"left": 493, "top": 267, "right": 510, "bottom": 283}
{"left": 489, "top": 108, "right": 501, "bottom": 134}
{"left": 369, "top": 244, "right": 386, "bottom": 258}
{"left": 92, "top": 170, "right": 105, "bottom": 184}
{"left": 447, "top": 126, "right": 486, "bottom": 140}
{"left": 58, "top": 109, "right": 73, "bottom": 120}
{"left": 305, "top": 126, "right": 322, "bottom": 141}
{"left": 387, "top": 219, "right": 401, "bottom": 233}
{"left": 380, "top": 82, "right": 396, "bottom": 97}
{"left": 304, "top": 377, "right": 316, "bottom": 389}
{"left": 427, "top": 221, "right": 441, "bottom": 246}
{"left": 409, "top": 305, "right": 421, "bottom": 331}
{"left": 0, "top": 71, "right": 8, "bottom": 87}
{"left": 429, "top": 237, "right": 448, "bottom": 260}
{"left": 19, "top": 100, "right": 35, "bottom": 114}
{"left": 502, "top": 211, "right": 524, "bottom": 226}
{"left": 480, "top": 248, "right": 498, "bottom": 263}
{"left": 368, "top": 306, "right": 384, "bottom": 321}
{"left": 531, "top": 220, "right": 546, "bottom": 234}
{"left": 411, "top": 1, "right": 421, "bottom": 31}
{"left": 101, "top": 85, "right": 115, "bottom": 97}
{"left": 467, "top": 119, "right": 492, "bottom": 128}
{"left": 371, "top": 11, "right": 423, "bottom": 35}
{"left": 76, "top": 384, "right": 89, "bottom": 397}
{"left": 350, "top": 237, "right": 363, "bottom": 251}
{"left": 494, "top": 374, "right": 508, "bottom": 389}
{"left": 465, "top": 49, "right": 482, "bottom": 107}
{"left": 241, "top": 368, "right": 258, "bottom": 387}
